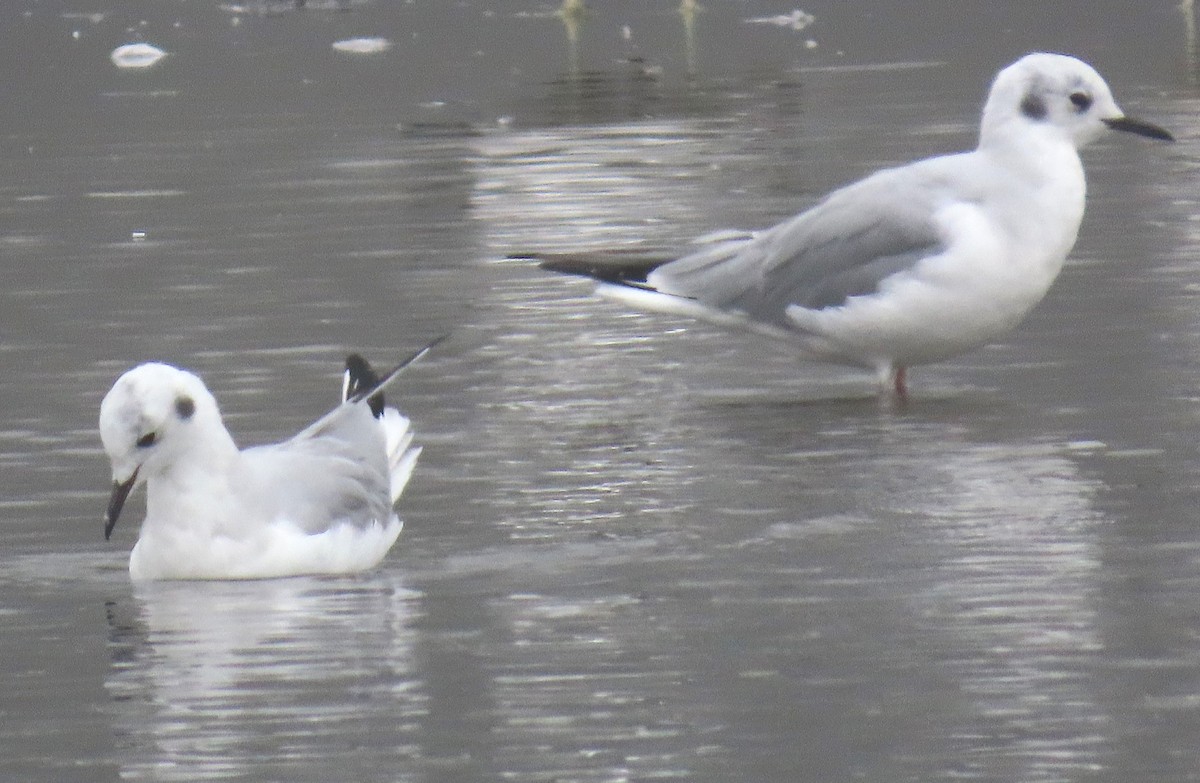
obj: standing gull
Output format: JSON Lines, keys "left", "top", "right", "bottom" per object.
{"left": 532, "top": 53, "right": 1173, "bottom": 395}
{"left": 99, "top": 342, "right": 438, "bottom": 580}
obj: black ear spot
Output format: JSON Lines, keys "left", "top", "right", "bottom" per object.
{"left": 1020, "top": 93, "right": 1047, "bottom": 120}
{"left": 175, "top": 396, "right": 195, "bottom": 420}
{"left": 1069, "top": 91, "right": 1092, "bottom": 112}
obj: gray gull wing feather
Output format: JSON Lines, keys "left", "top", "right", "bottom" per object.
{"left": 648, "top": 162, "right": 951, "bottom": 326}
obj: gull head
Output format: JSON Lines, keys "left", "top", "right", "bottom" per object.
{"left": 99, "top": 363, "right": 226, "bottom": 540}
{"left": 980, "top": 53, "right": 1173, "bottom": 150}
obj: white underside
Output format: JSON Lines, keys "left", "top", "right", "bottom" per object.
{"left": 597, "top": 212, "right": 1062, "bottom": 378}
{"left": 127, "top": 406, "right": 418, "bottom": 581}
{"left": 595, "top": 126, "right": 1089, "bottom": 385}
{"left": 129, "top": 515, "right": 403, "bottom": 581}
{"left": 597, "top": 283, "right": 797, "bottom": 343}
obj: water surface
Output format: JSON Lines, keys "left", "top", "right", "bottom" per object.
{"left": 4, "top": 1, "right": 1200, "bottom": 781}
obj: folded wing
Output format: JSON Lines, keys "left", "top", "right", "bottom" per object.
{"left": 649, "top": 164, "right": 949, "bottom": 327}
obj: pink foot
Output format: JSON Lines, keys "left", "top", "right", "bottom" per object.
{"left": 893, "top": 366, "right": 908, "bottom": 399}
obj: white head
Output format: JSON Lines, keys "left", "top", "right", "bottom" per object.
{"left": 99, "top": 362, "right": 231, "bottom": 539}
{"left": 979, "top": 53, "right": 1172, "bottom": 150}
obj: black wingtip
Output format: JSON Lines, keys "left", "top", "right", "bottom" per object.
{"left": 343, "top": 335, "right": 448, "bottom": 414}
{"left": 344, "top": 353, "right": 385, "bottom": 417}
{"left": 515, "top": 252, "right": 672, "bottom": 287}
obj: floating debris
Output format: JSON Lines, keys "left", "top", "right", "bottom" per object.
{"left": 110, "top": 43, "right": 167, "bottom": 69}
{"left": 744, "top": 9, "right": 815, "bottom": 31}
{"left": 99, "top": 90, "right": 180, "bottom": 99}
{"left": 331, "top": 36, "right": 392, "bottom": 54}
{"left": 86, "top": 189, "right": 187, "bottom": 199}
{"left": 221, "top": 0, "right": 374, "bottom": 15}
{"left": 61, "top": 11, "right": 106, "bottom": 24}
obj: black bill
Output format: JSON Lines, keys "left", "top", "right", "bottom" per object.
{"left": 104, "top": 471, "right": 138, "bottom": 540}
{"left": 1103, "top": 116, "right": 1175, "bottom": 142}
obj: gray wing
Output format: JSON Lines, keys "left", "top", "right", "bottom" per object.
{"left": 650, "top": 164, "right": 948, "bottom": 326}
{"left": 239, "top": 404, "right": 391, "bottom": 534}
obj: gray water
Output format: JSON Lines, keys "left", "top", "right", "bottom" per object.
{"left": 5, "top": 1, "right": 1200, "bottom": 781}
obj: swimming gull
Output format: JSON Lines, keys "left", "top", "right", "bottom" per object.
{"left": 99, "top": 341, "right": 439, "bottom": 580}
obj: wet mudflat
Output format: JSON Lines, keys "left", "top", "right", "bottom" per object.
{"left": 4, "top": 1, "right": 1200, "bottom": 781}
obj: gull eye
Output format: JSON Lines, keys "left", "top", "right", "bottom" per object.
{"left": 1069, "top": 91, "right": 1092, "bottom": 112}
{"left": 136, "top": 432, "right": 157, "bottom": 449}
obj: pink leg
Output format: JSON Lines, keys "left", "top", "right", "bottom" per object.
{"left": 893, "top": 366, "right": 908, "bottom": 399}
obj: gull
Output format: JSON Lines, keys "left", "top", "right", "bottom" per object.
{"left": 531, "top": 53, "right": 1173, "bottom": 396}
{"left": 99, "top": 341, "right": 440, "bottom": 580}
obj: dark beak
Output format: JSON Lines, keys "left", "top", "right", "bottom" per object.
{"left": 104, "top": 471, "right": 138, "bottom": 541}
{"left": 1103, "top": 116, "right": 1175, "bottom": 142}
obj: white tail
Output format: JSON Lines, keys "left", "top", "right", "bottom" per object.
{"left": 379, "top": 408, "right": 421, "bottom": 505}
